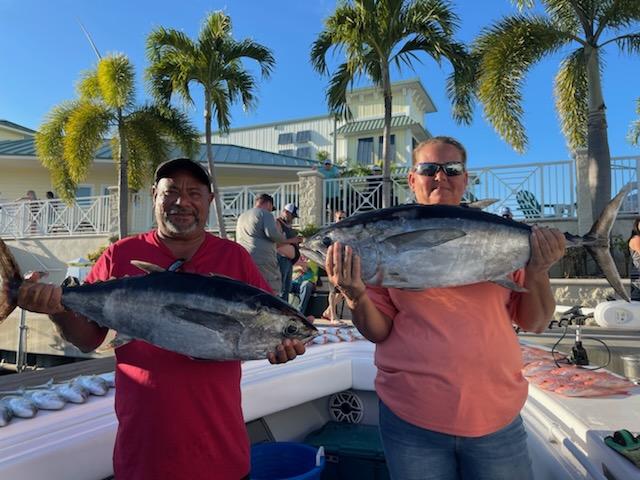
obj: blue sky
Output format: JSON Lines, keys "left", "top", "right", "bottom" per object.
{"left": 1, "top": 0, "right": 638, "bottom": 169}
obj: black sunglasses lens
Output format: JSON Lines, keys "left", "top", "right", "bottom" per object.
{"left": 416, "top": 163, "right": 463, "bottom": 176}
{"left": 443, "top": 163, "right": 464, "bottom": 176}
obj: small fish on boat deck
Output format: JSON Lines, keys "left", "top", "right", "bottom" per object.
{"left": 0, "top": 249, "right": 317, "bottom": 360}
{"left": 302, "top": 184, "right": 633, "bottom": 301}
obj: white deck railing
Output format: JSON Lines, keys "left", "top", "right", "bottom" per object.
{"left": 0, "top": 197, "right": 111, "bottom": 239}
{"left": 321, "top": 156, "right": 640, "bottom": 224}
{"left": 2, "top": 156, "right": 638, "bottom": 239}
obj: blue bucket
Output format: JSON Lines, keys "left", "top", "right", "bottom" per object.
{"left": 251, "top": 442, "right": 325, "bottom": 480}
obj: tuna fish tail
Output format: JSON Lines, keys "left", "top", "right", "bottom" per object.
{"left": 0, "top": 237, "right": 23, "bottom": 322}
{"left": 565, "top": 183, "right": 633, "bottom": 302}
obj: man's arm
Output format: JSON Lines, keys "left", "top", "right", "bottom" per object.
{"left": 515, "top": 226, "right": 566, "bottom": 333}
{"left": 326, "top": 243, "right": 393, "bottom": 342}
{"left": 17, "top": 278, "right": 108, "bottom": 352}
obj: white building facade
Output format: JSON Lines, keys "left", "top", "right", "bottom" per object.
{"left": 210, "top": 78, "right": 436, "bottom": 167}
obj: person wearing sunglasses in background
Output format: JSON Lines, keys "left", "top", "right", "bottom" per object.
{"left": 325, "top": 136, "right": 566, "bottom": 480}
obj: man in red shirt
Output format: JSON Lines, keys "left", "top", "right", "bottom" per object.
{"left": 16, "top": 158, "right": 305, "bottom": 480}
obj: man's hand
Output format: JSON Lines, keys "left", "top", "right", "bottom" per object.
{"left": 527, "top": 225, "right": 566, "bottom": 275}
{"left": 326, "top": 242, "right": 366, "bottom": 309}
{"left": 17, "top": 272, "right": 65, "bottom": 315}
{"left": 267, "top": 338, "right": 306, "bottom": 364}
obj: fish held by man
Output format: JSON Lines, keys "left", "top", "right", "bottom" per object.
{"left": 0, "top": 246, "right": 317, "bottom": 360}
{"left": 302, "top": 184, "right": 632, "bottom": 301}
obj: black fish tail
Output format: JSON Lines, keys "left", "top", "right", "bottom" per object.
{"left": 578, "top": 183, "right": 633, "bottom": 302}
{"left": 0, "top": 237, "right": 22, "bottom": 321}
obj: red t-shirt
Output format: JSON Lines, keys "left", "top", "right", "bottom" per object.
{"left": 85, "top": 231, "right": 270, "bottom": 480}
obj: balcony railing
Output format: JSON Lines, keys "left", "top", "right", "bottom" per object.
{"left": 2, "top": 155, "right": 637, "bottom": 239}
{"left": 0, "top": 197, "right": 111, "bottom": 239}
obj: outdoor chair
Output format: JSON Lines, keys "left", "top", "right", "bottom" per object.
{"left": 516, "top": 190, "right": 543, "bottom": 218}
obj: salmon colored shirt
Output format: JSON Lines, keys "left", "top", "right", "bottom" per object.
{"left": 368, "top": 273, "right": 527, "bottom": 437}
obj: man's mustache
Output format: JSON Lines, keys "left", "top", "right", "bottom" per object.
{"left": 167, "top": 208, "right": 197, "bottom": 216}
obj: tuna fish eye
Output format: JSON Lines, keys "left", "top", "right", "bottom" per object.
{"left": 284, "top": 321, "right": 299, "bottom": 336}
{"left": 322, "top": 236, "right": 333, "bottom": 247}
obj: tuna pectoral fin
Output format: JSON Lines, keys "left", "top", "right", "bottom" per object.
{"left": 165, "top": 304, "right": 240, "bottom": 329}
{"left": 0, "top": 238, "right": 23, "bottom": 322}
{"left": 131, "top": 261, "right": 166, "bottom": 274}
{"left": 492, "top": 277, "right": 528, "bottom": 293}
{"left": 586, "top": 246, "right": 630, "bottom": 302}
{"left": 384, "top": 229, "right": 466, "bottom": 249}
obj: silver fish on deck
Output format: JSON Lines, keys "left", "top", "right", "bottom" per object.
{"left": 0, "top": 250, "right": 317, "bottom": 360}
{"left": 302, "top": 184, "right": 632, "bottom": 301}
{"left": 1, "top": 396, "right": 37, "bottom": 418}
{"left": 22, "top": 390, "right": 67, "bottom": 410}
{"left": 74, "top": 375, "right": 109, "bottom": 396}
{"left": 52, "top": 382, "right": 90, "bottom": 404}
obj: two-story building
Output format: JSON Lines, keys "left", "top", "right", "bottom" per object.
{"left": 210, "top": 78, "right": 436, "bottom": 167}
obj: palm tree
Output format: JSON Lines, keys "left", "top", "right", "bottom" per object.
{"left": 470, "top": 0, "right": 640, "bottom": 218}
{"left": 146, "top": 11, "right": 275, "bottom": 238}
{"left": 35, "top": 53, "right": 199, "bottom": 239}
{"left": 310, "top": 0, "right": 471, "bottom": 208}
{"left": 630, "top": 98, "right": 640, "bottom": 146}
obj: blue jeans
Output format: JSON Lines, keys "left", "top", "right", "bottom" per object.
{"left": 379, "top": 401, "right": 533, "bottom": 480}
{"left": 277, "top": 255, "right": 293, "bottom": 300}
{"left": 291, "top": 280, "right": 314, "bottom": 314}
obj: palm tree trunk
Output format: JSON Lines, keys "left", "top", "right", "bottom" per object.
{"left": 204, "top": 94, "right": 228, "bottom": 239}
{"left": 117, "top": 110, "right": 129, "bottom": 239}
{"left": 585, "top": 46, "right": 612, "bottom": 219}
{"left": 381, "top": 62, "right": 393, "bottom": 208}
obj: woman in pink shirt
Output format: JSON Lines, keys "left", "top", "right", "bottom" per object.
{"left": 326, "top": 137, "right": 566, "bottom": 480}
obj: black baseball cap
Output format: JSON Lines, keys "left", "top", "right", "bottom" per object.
{"left": 154, "top": 158, "right": 211, "bottom": 191}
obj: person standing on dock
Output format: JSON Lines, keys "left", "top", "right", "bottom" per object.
{"left": 325, "top": 137, "right": 566, "bottom": 480}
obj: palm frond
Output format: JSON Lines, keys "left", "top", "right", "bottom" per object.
{"left": 63, "top": 102, "right": 113, "bottom": 183}
{"left": 34, "top": 101, "right": 80, "bottom": 201}
{"left": 403, "top": 0, "right": 460, "bottom": 38}
{"left": 326, "top": 61, "right": 363, "bottom": 119}
{"left": 97, "top": 53, "right": 136, "bottom": 110}
{"left": 475, "top": 15, "right": 573, "bottom": 152}
{"left": 595, "top": 0, "right": 640, "bottom": 34}
{"left": 447, "top": 50, "right": 480, "bottom": 125}
{"left": 224, "top": 39, "right": 275, "bottom": 78}
{"left": 198, "top": 10, "right": 232, "bottom": 47}
{"left": 611, "top": 33, "right": 640, "bottom": 54}
{"left": 76, "top": 69, "right": 102, "bottom": 101}
{"left": 554, "top": 47, "right": 588, "bottom": 151}
{"left": 310, "top": 30, "right": 337, "bottom": 74}
{"left": 540, "top": 0, "right": 582, "bottom": 34}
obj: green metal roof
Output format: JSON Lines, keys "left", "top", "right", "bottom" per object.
{"left": 0, "top": 120, "right": 37, "bottom": 135}
{"left": 0, "top": 139, "right": 318, "bottom": 168}
{"left": 336, "top": 115, "right": 420, "bottom": 135}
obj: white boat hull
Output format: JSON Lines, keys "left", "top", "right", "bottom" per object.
{"left": 1, "top": 341, "right": 639, "bottom": 479}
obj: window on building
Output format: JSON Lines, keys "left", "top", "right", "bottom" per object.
{"left": 377, "top": 135, "right": 396, "bottom": 161}
{"left": 357, "top": 137, "right": 374, "bottom": 165}
{"left": 295, "top": 130, "right": 312, "bottom": 143}
{"left": 279, "top": 149, "right": 296, "bottom": 156}
{"left": 296, "top": 146, "right": 312, "bottom": 159}
{"left": 277, "top": 132, "right": 294, "bottom": 145}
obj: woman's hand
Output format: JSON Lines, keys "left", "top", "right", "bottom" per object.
{"left": 325, "top": 242, "right": 366, "bottom": 309}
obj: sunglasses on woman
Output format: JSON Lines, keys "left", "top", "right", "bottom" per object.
{"left": 414, "top": 162, "right": 465, "bottom": 177}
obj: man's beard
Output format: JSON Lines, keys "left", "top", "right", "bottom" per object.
{"left": 161, "top": 208, "right": 199, "bottom": 234}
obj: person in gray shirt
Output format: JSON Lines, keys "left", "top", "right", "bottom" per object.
{"left": 235, "top": 194, "right": 302, "bottom": 293}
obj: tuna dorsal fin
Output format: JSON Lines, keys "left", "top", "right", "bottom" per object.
{"left": 492, "top": 277, "right": 528, "bottom": 292}
{"left": 383, "top": 229, "right": 466, "bottom": 249}
{"left": 96, "top": 333, "right": 133, "bottom": 353}
{"left": 131, "top": 260, "right": 165, "bottom": 274}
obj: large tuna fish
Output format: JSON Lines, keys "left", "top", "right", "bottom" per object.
{"left": 302, "top": 184, "right": 632, "bottom": 301}
{"left": 0, "top": 251, "right": 317, "bottom": 360}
